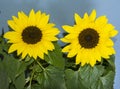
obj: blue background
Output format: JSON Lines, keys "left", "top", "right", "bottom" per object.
{"left": 0, "top": 0, "right": 119, "bottom": 89}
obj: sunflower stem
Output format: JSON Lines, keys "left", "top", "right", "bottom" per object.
{"left": 36, "top": 60, "right": 45, "bottom": 71}
{"left": 29, "top": 67, "right": 35, "bottom": 89}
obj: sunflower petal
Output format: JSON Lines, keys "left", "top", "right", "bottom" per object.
{"left": 89, "top": 9, "right": 96, "bottom": 21}
{"left": 38, "top": 14, "right": 50, "bottom": 28}
{"left": 4, "top": 31, "right": 21, "bottom": 43}
{"left": 74, "top": 13, "right": 82, "bottom": 25}
{"left": 83, "top": 12, "right": 89, "bottom": 19}
{"left": 95, "top": 16, "right": 108, "bottom": 26}
{"left": 62, "top": 25, "right": 74, "bottom": 33}
{"left": 28, "top": 9, "right": 36, "bottom": 25}
{"left": 110, "top": 29, "right": 118, "bottom": 37}
{"left": 8, "top": 44, "right": 17, "bottom": 53}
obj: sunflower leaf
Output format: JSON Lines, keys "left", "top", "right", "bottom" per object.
{"left": 107, "top": 55, "right": 115, "bottom": 71}
{"left": 14, "top": 72, "right": 26, "bottom": 89}
{"left": 35, "top": 65, "right": 66, "bottom": 89}
{"left": 31, "top": 84, "right": 42, "bottom": 89}
{"left": 79, "top": 65, "right": 105, "bottom": 88}
{"left": 65, "top": 59, "right": 115, "bottom": 89}
{"left": 0, "top": 62, "right": 9, "bottom": 89}
{"left": 65, "top": 69, "right": 87, "bottom": 89}
{"left": 0, "top": 35, "right": 10, "bottom": 53}
{"left": 44, "top": 42, "right": 65, "bottom": 70}
{"left": 100, "top": 71, "right": 115, "bottom": 89}
{"left": 65, "top": 65, "right": 105, "bottom": 89}
{"left": 3, "top": 55, "right": 20, "bottom": 81}
{"left": 2, "top": 54, "right": 26, "bottom": 89}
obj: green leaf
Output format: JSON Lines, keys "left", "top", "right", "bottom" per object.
{"left": 9, "top": 83, "right": 16, "bottom": 89}
{"left": 107, "top": 55, "right": 115, "bottom": 71}
{"left": 44, "top": 42, "right": 65, "bottom": 70}
{"left": 3, "top": 54, "right": 27, "bottom": 81}
{"left": 79, "top": 64, "right": 115, "bottom": 89}
{"left": 65, "top": 69, "right": 86, "bottom": 89}
{"left": 65, "top": 63, "right": 115, "bottom": 89}
{"left": 0, "top": 35, "right": 10, "bottom": 53}
{"left": 3, "top": 55, "right": 19, "bottom": 81}
{"left": 31, "top": 84, "right": 42, "bottom": 89}
{"left": 36, "top": 65, "right": 66, "bottom": 89}
{"left": 33, "top": 64, "right": 42, "bottom": 73}
{"left": 79, "top": 65, "right": 105, "bottom": 88}
{"left": 100, "top": 71, "right": 115, "bottom": 89}
{"left": 16, "top": 57, "right": 34, "bottom": 78}
{"left": 14, "top": 72, "right": 26, "bottom": 89}
{"left": 16, "top": 61, "right": 27, "bottom": 78}
{"left": 0, "top": 62, "right": 9, "bottom": 89}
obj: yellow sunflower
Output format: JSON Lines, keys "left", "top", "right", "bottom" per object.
{"left": 61, "top": 9, "right": 118, "bottom": 67}
{"left": 4, "top": 9, "right": 60, "bottom": 59}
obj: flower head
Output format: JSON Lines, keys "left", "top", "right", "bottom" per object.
{"left": 61, "top": 9, "right": 118, "bottom": 67}
{"left": 4, "top": 9, "right": 60, "bottom": 59}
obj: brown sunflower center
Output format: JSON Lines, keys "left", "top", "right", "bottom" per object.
{"left": 78, "top": 28, "right": 99, "bottom": 48}
{"left": 22, "top": 26, "right": 42, "bottom": 44}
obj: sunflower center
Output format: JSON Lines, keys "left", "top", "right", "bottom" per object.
{"left": 78, "top": 28, "right": 99, "bottom": 48}
{"left": 22, "top": 26, "right": 42, "bottom": 44}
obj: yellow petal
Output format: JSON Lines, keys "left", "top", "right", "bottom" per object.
{"left": 43, "top": 36, "right": 58, "bottom": 41}
{"left": 35, "top": 10, "right": 42, "bottom": 26}
{"left": 37, "top": 43, "right": 46, "bottom": 59}
{"left": 63, "top": 33, "right": 78, "bottom": 40}
{"left": 62, "top": 45, "right": 71, "bottom": 52}
{"left": 62, "top": 25, "right": 74, "bottom": 33}
{"left": 12, "top": 16, "right": 18, "bottom": 24}
{"left": 74, "top": 13, "right": 82, "bottom": 25}
{"left": 76, "top": 51, "right": 82, "bottom": 65}
{"left": 93, "top": 48, "right": 101, "bottom": 62}
{"left": 20, "top": 11, "right": 28, "bottom": 25}
{"left": 105, "top": 39, "right": 114, "bottom": 47}
{"left": 98, "top": 45, "right": 110, "bottom": 58}
{"left": 83, "top": 12, "right": 89, "bottom": 19}
{"left": 76, "top": 53, "right": 81, "bottom": 65}
{"left": 9, "top": 15, "right": 25, "bottom": 32}
{"left": 43, "top": 28, "right": 60, "bottom": 35}
{"left": 7, "top": 20, "right": 19, "bottom": 31}
{"left": 42, "top": 41, "right": 55, "bottom": 51}
{"left": 67, "top": 48, "right": 78, "bottom": 58}
{"left": 8, "top": 44, "right": 17, "bottom": 53}
{"left": 17, "top": 43, "right": 26, "bottom": 55}
{"left": 89, "top": 9, "right": 96, "bottom": 21}
{"left": 21, "top": 45, "right": 34, "bottom": 59}
{"left": 4, "top": 31, "right": 21, "bottom": 43}
{"left": 38, "top": 14, "right": 50, "bottom": 28}
{"left": 21, "top": 51, "right": 28, "bottom": 59}
{"left": 110, "top": 29, "right": 118, "bottom": 37}
{"left": 60, "top": 38, "right": 70, "bottom": 43}
{"left": 38, "top": 51, "right": 44, "bottom": 59}
{"left": 89, "top": 58, "right": 96, "bottom": 67}
{"left": 28, "top": 9, "right": 36, "bottom": 25}
{"left": 95, "top": 16, "right": 108, "bottom": 27}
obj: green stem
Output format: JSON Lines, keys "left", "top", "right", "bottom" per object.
{"left": 36, "top": 60, "right": 45, "bottom": 71}
{"left": 29, "top": 68, "right": 35, "bottom": 89}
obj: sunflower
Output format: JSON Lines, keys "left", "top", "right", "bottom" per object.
{"left": 4, "top": 9, "right": 60, "bottom": 59}
{"left": 61, "top": 9, "right": 118, "bottom": 67}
